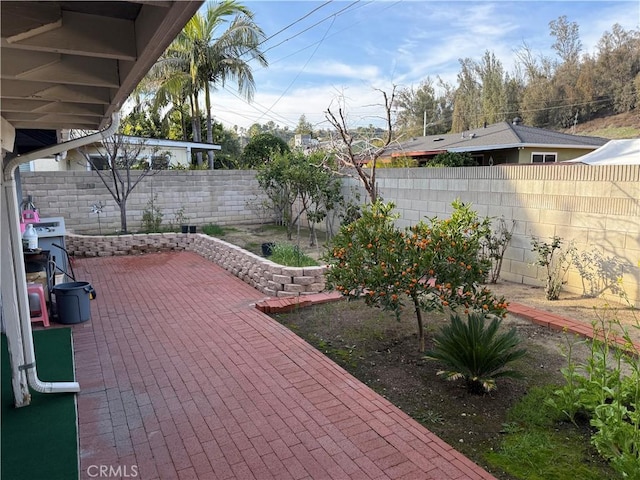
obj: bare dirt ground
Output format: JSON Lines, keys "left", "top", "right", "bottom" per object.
{"left": 489, "top": 281, "right": 639, "bottom": 345}
{"left": 217, "top": 223, "right": 330, "bottom": 260}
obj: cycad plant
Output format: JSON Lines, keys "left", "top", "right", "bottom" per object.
{"left": 426, "top": 313, "right": 526, "bottom": 394}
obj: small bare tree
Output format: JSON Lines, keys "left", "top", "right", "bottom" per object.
{"left": 325, "top": 86, "right": 397, "bottom": 203}
{"left": 79, "top": 134, "right": 157, "bottom": 233}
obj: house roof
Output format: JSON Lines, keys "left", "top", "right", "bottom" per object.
{"left": 115, "top": 136, "right": 222, "bottom": 152}
{"left": 1, "top": 1, "right": 203, "bottom": 154}
{"left": 388, "top": 121, "right": 609, "bottom": 157}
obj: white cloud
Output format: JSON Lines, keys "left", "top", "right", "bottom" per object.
{"left": 291, "top": 61, "right": 381, "bottom": 80}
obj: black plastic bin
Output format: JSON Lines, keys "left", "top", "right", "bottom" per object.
{"left": 53, "top": 281, "right": 94, "bottom": 324}
{"left": 261, "top": 242, "right": 275, "bottom": 257}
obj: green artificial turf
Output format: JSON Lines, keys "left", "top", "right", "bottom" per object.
{"left": 1, "top": 328, "right": 78, "bottom": 480}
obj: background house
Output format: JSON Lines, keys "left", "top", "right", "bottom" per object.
{"left": 20, "top": 135, "right": 221, "bottom": 172}
{"left": 384, "top": 119, "right": 609, "bottom": 166}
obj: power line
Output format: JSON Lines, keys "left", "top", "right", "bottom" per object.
{"left": 256, "top": 1, "right": 335, "bottom": 48}
{"left": 217, "top": 1, "right": 396, "bottom": 129}
{"left": 260, "top": 1, "right": 362, "bottom": 57}
{"left": 254, "top": 15, "right": 337, "bottom": 124}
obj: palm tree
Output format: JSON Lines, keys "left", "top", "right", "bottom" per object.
{"left": 144, "top": 1, "right": 267, "bottom": 167}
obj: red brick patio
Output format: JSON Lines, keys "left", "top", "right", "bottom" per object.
{"left": 71, "top": 251, "right": 496, "bottom": 479}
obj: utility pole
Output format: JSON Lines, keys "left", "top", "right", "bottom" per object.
{"left": 423, "top": 111, "right": 427, "bottom": 136}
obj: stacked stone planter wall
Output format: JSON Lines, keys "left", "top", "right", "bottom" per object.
{"left": 65, "top": 232, "right": 192, "bottom": 257}
{"left": 65, "top": 233, "right": 326, "bottom": 297}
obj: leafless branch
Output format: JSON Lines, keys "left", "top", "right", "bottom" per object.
{"left": 324, "top": 86, "right": 397, "bottom": 203}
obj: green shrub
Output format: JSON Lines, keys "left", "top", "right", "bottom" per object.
{"left": 202, "top": 223, "right": 225, "bottom": 236}
{"left": 546, "top": 310, "right": 640, "bottom": 477}
{"left": 270, "top": 243, "right": 317, "bottom": 267}
{"left": 425, "top": 312, "right": 527, "bottom": 394}
{"left": 431, "top": 151, "right": 477, "bottom": 167}
{"left": 530, "top": 236, "right": 575, "bottom": 300}
{"left": 141, "top": 195, "right": 163, "bottom": 233}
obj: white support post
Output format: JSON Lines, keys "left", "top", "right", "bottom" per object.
{"left": 1, "top": 167, "right": 30, "bottom": 407}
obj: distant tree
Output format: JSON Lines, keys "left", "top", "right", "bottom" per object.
{"left": 241, "top": 132, "right": 290, "bottom": 168}
{"left": 516, "top": 44, "right": 556, "bottom": 127}
{"left": 575, "top": 54, "right": 599, "bottom": 120}
{"left": 78, "top": 134, "right": 157, "bottom": 233}
{"left": 476, "top": 51, "right": 506, "bottom": 125}
{"left": 594, "top": 24, "right": 640, "bottom": 114}
{"left": 247, "top": 123, "right": 264, "bottom": 138}
{"left": 451, "top": 58, "right": 482, "bottom": 132}
{"left": 295, "top": 114, "right": 314, "bottom": 135}
{"left": 120, "top": 107, "right": 166, "bottom": 138}
{"left": 503, "top": 74, "right": 524, "bottom": 122}
{"left": 547, "top": 16, "right": 586, "bottom": 127}
{"left": 549, "top": 15, "right": 582, "bottom": 65}
{"left": 211, "top": 122, "right": 242, "bottom": 168}
{"left": 395, "top": 78, "right": 451, "bottom": 138}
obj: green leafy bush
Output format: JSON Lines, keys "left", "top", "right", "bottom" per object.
{"left": 202, "top": 223, "right": 225, "bottom": 236}
{"left": 481, "top": 217, "right": 516, "bottom": 283}
{"left": 426, "top": 312, "right": 526, "bottom": 394}
{"left": 141, "top": 195, "right": 163, "bottom": 233}
{"left": 531, "top": 236, "right": 575, "bottom": 300}
{"left": 431, "top": 151, "right": 477, "bottom": 167}
{"left": 270, "top": 243, "right": 317, "bottom": 267}
{"left": 546, "top": 308, "right": 640, "bottom": 478}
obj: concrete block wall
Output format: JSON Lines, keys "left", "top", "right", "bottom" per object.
{"left": 365, "top": 164, "right": 640, "bottom": 305}
{"left": 20, "top": 170, "right": 270, "bottom": 234}
{"left": 22, "top": 164, "right": 640, "bottom": 305}
{"left": 65, "top": 233, "right": 327, "bottom": 297}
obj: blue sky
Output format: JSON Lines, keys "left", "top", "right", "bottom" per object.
{"left": 208, "top": 1, "right": 639, "bottom": 132}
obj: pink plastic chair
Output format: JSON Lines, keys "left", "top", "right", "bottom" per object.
{"left": 27, "top": 283, "right": 50, "bottom": 327}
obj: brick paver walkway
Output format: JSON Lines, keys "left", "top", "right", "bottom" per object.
{"left": 72, "top": 252, "right": 495, "bottom": 479}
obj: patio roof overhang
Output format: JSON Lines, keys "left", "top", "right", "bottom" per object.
{"left": 0, "top": 1, "right": 203, "bottom": 408}
{"left": 1, "top": 1, "right": 203, "bottom": 154}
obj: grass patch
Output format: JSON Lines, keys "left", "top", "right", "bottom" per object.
{"left": 202, "top": 223, "right": 226, "bottom": 236}
{"left": 243, "top": 241, "right": 260, "bottom": 253}
{"left": 581, "top": 126, "right": 640, "bottom": 139}
{"left": 270, "top": 243, "right": 317, "bottom": 267}
{"left": 485, "top": 385, "right": 617, "bottom": 479}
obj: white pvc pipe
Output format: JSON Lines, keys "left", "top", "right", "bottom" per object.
{"left": 2, "top": 113, "right": 119, "bottom": 396}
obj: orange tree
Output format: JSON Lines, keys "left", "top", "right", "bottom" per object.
{"left": 323, "top": 200, "right": 507, "bottom": 352}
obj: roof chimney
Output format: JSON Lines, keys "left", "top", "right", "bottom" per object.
{"left": 512, "top": 117, "right": 522, "bottom": 125}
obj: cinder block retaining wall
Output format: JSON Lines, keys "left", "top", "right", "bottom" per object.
{"left": 20, "top": 170, "right": 269, "bottom": 234}
{"left": 366, "top": 164, "right": 640, "bottom": 305}
{"left": 24, "top": 165, "right": 640, "bottom": 305}
{"left": 65, "top": 233, "right": 326, "bottom": 297}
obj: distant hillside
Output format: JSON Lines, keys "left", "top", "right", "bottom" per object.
{"left": 563, "top": 112, "right": 640, "bottom": 139}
